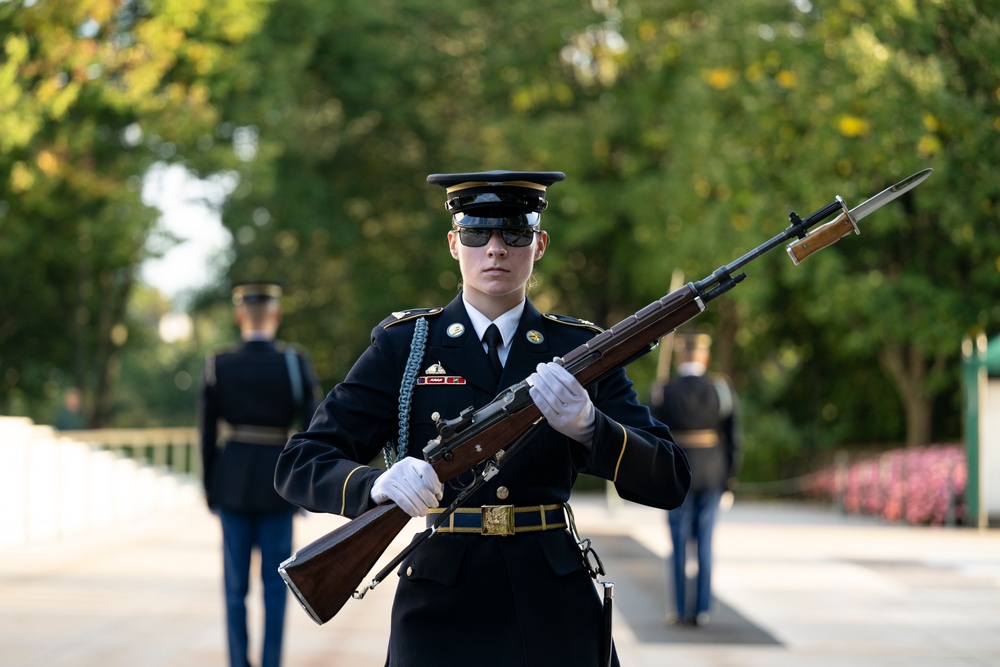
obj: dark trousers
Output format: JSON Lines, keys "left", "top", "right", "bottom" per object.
{"left": 667, "top": 489, "right": 722, "bottom": 618}
{"left": 219, "top": 508, "right": 295, "bottom": 667}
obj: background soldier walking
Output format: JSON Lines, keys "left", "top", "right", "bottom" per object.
{"left": 199, "top": 282, "right": 319, "bottom": 667}
{"left": 651, "top": 332, "right": 740, "bottom": 627}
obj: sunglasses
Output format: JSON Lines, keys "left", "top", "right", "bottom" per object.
{"left": 456, "top": 227, "right": 539, "bottom": 248}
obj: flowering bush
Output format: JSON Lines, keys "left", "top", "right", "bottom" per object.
{"left": 802, "top": 444, "right": 966, "bottom": 526}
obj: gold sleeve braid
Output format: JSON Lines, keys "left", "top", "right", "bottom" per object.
{"left": 612, "top": 423, "right": 628, "bottom": 482}
{"left": 340, "top": 465, "right": 367, "bottom": 516}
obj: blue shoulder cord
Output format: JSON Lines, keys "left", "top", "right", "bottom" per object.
{"left": 383, "top": 317, "right": 428, "bottom": 468}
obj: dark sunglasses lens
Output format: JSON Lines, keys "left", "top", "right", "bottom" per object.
{"left": 459, "top": 228, "right": 491, "bottom": 247}
{"left": 457, "top": 227, "right": 537, "bottom": 247}
{"left": 501, "top": 229, "right": 535, "bottom": 247}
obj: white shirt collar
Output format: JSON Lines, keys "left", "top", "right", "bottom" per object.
{"left": 678, "top": 361, "right": 707, "bottom": 377}
{"left": 463, "top": 297, "right": 525, "bottom": 365}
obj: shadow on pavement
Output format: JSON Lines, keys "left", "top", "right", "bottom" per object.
{"left": 591, "top": 533, "right": 781, "bottom": 646}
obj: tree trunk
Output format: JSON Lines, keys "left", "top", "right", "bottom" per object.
{"left": 91, "top": 271, "right": 132, "bottom": 428}
{"left": 879, "top": 341, "right": 944, "bottom": 447}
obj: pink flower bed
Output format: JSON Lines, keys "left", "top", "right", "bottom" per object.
{"left": 802, "top": 444, "right": 966, "bottom": 526}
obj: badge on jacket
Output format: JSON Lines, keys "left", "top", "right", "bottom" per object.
{"left": 417, "top": 361, "right": 466, "bottom": 385}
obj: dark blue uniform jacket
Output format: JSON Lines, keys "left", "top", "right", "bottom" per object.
{"left": 200, "top": 339, "right": 318, "bottom": 513}
{"left": 275, "top": 294, "right": 690, "bottom": 666}
{"left": 652, "top": 373, "right": 740, "bottom": 493}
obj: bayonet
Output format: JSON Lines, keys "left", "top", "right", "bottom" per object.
{"left": 786, "top": 168, "right": 933, "bottom": 264}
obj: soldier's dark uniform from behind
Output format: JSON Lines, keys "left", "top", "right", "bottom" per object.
{"left": 199, "top": 282, "right": 319, "bottom": 667}
{"left": 651, "top": 332, "right": 740, "bottom": 627}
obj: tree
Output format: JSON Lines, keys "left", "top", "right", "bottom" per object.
{"left": 5, "top": 0, "right": 997, "bottom": 471}
{"left": 210, "top": 0, "right": 606, "bottom": 381}
{"left": 0, "top": 0, "right": 271, "bottom": 424}
{"left": 538, "top": 0, "right": 999, "bottom": 453}
{"left": 213, "top": 0, "right": 999, "bottom": 461}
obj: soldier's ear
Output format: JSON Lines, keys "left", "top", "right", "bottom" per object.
{"left": 447, "top": 230, "right": 460, "bottom": 260}
{"left": 534, "top": 231, "right": 549, "bottom": 260}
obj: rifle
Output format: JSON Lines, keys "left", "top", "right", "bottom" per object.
{"left": 279, "top": 168, "right": 933, "bottom": 625}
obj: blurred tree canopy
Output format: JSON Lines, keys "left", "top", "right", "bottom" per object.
{"left": 2, "top": 0, "right": 997, "bottom": 481}
{"left": 0, "top": 0, "right": 269, "bottom": 425}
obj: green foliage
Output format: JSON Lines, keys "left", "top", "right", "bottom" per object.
{"left": 113, "top": 285, "right": 234, "bottom": 427}
{"left": 738, "top": 408, "right": 809, "bottom": 487}
{"left": 0, "top": 0, "right": 269, "bottom": 424}
{"left": 3, "top": 0, "right": 999, "bottom": 473}
{"left": 219, "top": 0, "right": 996, "bottom": 460}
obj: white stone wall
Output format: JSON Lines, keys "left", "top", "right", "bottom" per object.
{"left": 0, "top": 416, "right": 201, "bottom": 549}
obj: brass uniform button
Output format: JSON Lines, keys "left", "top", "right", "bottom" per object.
{"left": 406, "top": 566, "right": 413, "bottom": 577}
{"left": 496, "top": 486, "right": 509, "bottom": 500}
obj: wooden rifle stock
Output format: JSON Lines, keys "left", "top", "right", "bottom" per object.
{"left": 279, "top": 172, "right": 931, "bottom": 624}
{"left": 279, "top": 503, "right": 411, "bottom": 624}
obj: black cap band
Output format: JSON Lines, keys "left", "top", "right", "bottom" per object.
{"left": 428, "top": 170, "right": 564, "bottom": 229}
{"left": 452, "top": 211, "right": 542, "bottom": 229}
{"left": 231, "top": 281, "right": 284, "bottom": 305}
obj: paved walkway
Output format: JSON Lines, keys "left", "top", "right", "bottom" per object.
{"left": 2, "top": 495, "right": 999, "bottom": 667}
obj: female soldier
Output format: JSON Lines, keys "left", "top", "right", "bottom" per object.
{"left": 274, "top": 170, "right": 691, "bottom": 666}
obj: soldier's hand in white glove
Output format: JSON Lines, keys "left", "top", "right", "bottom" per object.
{"left": 528, "top": 360, "right": 595, "bottom": 446}
{"left": 371, "top": 457, "right": 443, "bottom": 517}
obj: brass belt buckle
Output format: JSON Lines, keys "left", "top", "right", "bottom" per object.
{"left": 481, "top": 505, "right": 515, "bottom": 536}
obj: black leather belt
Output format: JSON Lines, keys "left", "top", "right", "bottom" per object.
{"left": 427, "top": 504, "right": 566, "bottom": 536}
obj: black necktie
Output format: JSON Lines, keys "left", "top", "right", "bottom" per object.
{"left": 483, "top": 323, "right": 503, "bottom": 382}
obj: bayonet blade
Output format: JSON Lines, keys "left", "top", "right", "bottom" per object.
{"left": 849, "top": 168, "right": 933, "bottom": 222}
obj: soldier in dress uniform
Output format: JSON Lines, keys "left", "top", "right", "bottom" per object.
{"left": 199, "top": 281, "right": 319, "bottom": 667}
{"left": 274, "top": 171, "right": 691, "bottom": 667}
{"left": 650, "top": 332, "right": 740, "bottom": 627}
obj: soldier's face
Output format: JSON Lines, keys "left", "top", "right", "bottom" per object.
{"left": 448, "top": 228, "right": 547, "bottom": 305}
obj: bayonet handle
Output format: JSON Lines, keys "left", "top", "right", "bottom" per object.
{"left": 785, "top": 197, "right": 859, "bottom": 265}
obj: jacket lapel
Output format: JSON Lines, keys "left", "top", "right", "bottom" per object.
{"left": 425, "top": 296, "right": 557, "bottom": 394}
{"left": 500, "top": 301, "right": 553, "bottom": 388}
{"left": 426, "top": 296, "right": 497, "bottom": 394}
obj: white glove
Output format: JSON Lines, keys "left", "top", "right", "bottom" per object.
{"left": 527, "top": 360, "right": 595, "bottom": 446}
{"left": 371, "top": 457, "right": 443, "bottom": 518}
